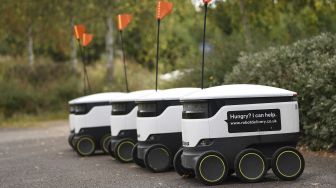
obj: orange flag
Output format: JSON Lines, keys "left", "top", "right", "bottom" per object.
{"left": 74, "top": 24, "right": 85, "bottom": 40}
{"left": 81, "top": 33, "right": 93, "bottom": 47}
{"left": 156, "top": 1, "right": 173, "bottom": 20}
{"left": 118, "top": 14, "right": 132, "bottom": 31}
{"left": 203, "top": 0, "right": 212, "bottom": 4}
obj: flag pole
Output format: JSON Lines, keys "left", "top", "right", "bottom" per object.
{"left": 83, "top": 46, "right": 91, "bottom": 93}
{"left": 76, "top": 39, "right": 87, "bottom": 95}
{"left": 201, "top": 3, "right": 208, "bottom": 89}
{"left": 73, "top": 25, "right": 92, "bottom": 95}
{"left": 120, "top": 30, "right": 129, "bottom": 93}
{"left": 154, "top": 1, "right": 173, "bottom": 91}
{"left": 155, "top": 19, "right": 161, "bottom": 91}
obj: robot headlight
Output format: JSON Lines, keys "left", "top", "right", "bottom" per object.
{"left": 138, "top": 103, "right": 157, "bottom": 117}
{"left": 182, "top": 102, "right": 208, "bottom": 119}
{"left": 69, "top": 105, "right": 76, "bottom": 113}
{"left": 112, "top": 103, "right": 127, "bottom": 115}
{"left": 75, "top": 105, "right": 86, "bottom": 114}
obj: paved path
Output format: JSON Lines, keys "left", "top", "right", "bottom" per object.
{"left": 0, "top": 121, "right": 335, "bottom": 188}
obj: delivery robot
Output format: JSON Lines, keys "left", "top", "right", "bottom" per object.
{"left": 174, "top": 84, "right": 305, "bottom": 185}
{"left": 133, "top": 88, "right": 200, "bottom": 172}
{"left": 109, "top": 90, "right": 156, "bottom": 163}
{"left": 68, "top": 96, "right": 86, "bottom": 150}
{"left": 70, "top": 92, "right": 124, "bottom": 156}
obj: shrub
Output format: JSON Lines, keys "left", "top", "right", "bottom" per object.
{"left": 0, "top": 58, "right": 156, "bottom": 120}
{"left": 225, "top": 33, "right": 336, "bottom": 151}
{"left": 0, "top": 63, "right": 81, "bottom": 118}
{"left": 0, "top": 79, "right": 37, "bottom": 117}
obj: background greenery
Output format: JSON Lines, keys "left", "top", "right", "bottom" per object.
{"left": 225, "top": 33, "right": 336, "bottom": 151}
{"left": 0, "top": 0, "right": 335, "bottom": 150}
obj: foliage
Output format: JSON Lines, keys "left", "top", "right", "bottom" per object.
{"left": 225, "top": 33, "right": 336, "bottom": 151}
{"left": 1, "top": 0, "right": 335, "bottom": 70}
{"left": 0, "top": 57, "right": 154, "bottom": 119}
{"left": 0, "top": 0, "right": 336, "bottom": 149}
{"left": 0, "top": 59, "right": 81, "bottom": 117}
{"left": 160, "top": 0, "right": 336, "bottom": 88}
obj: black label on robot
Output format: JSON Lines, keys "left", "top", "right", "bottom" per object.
{"left": 226, "top": 109, "right": 281, "bottom": 133}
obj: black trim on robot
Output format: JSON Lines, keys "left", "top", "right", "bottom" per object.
{"left": 137, "top": 100, "right": 180, "bottom": 117}
{"left": 68, "top": 130, "right": 75, "bottom": 149}
{"left": 137, "top": 132, "right": 182, "bottom": 160}
{"left": 69, "top": 102, "right": 110, "bottom": 115}
{"left": 111, "top": 102, "right": 136, "bottom": 115}
{"left": 182, "top": 96, "right": 297, "bottom": 119}
{"left": 180, "top": 132, "right": 299, "bottom": 171}
{"left": 110, "top": 129, "right": 138, "bottom": 152}
{"left": 73, "top": 126, "right": 111, "bottom": 151}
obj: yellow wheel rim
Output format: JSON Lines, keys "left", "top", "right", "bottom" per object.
{"left": 199, "top": 155, "right": 226, "bottom": 183}
{"left": 276, "top": 151, "right": 302, "bottom": 178}
{"left": 238, "top": 153, "right": 265, "bottom": 180}
{"left": 102, "top": 135, "right": 112, "bottom": 152}
{"left": 148, "top": 147, "right": 170, "bottom": 170}
{"left": 117, "top": 141, "right": 135, "bottom": 162}
{"left": 77, "top": 137, "right": 95, "bottom": 156}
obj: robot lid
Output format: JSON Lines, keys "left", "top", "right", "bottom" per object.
{"left": 69, "top": 92, "right": 124, "bottom": 105}
{"left": 181, "top": 84, "right": 297, "bottom": 101}
{"left": 110, "top": 90, "right": 156, "bottom": 103}
{"left": 68, "top": 96, "right": 84, "bottom": 105}
{"left": 136, "top": 88, "right": 201, "bottom": 102}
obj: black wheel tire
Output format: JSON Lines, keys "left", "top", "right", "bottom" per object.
{"left": 132, "top": 143, "right": 145, "bottom": 168}
{"left": 174, "top": 148, "right": 194, "bottom": 177}
{"left": 115, "top": 139, "right": 136, "bottom": 163}
{"left": 144, "top": 144, "right": 172, "bottom": 173}
{"left": 108, "top": 141, "right": 115, "bottom": 158}
{"left": 195, "top": 151, "right": 228, "bottom": 185}
{"left": 234, "top": 148, "right": 267, "bottom": 183}
{"left": 75, "top": 135, "right": 96, "bottom": 157}
{"left": 68, "top": 133, "right": 75, "bottom": 150}
{"left": 271, "top": 146, "right": 305, "bottom": 181}
{"left": 71, "top": 136, "right": 77, "bottom": 149}
{"left": 100, "top": 134, "right": 112, "bottom": 154}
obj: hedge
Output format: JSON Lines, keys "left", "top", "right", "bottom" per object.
{"left": 0, "top": 63, "right": 81, "bottom": 118}
{"left": 225, "top": 33, "right": 336, "bottom": 151}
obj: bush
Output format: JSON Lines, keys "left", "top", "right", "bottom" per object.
{"left": 225, "top": 33, "right": 336, "bottom": 151}
{"left": 0, "top": 57, "right": 157, "bottom": 121}
{"left": 0, "top": 62, "right": 81, "bottom": 118}
{"left": 0, "top": 80, "right": 37, "bottom": 117}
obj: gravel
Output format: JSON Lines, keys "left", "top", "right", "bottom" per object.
{"left": 0, "top": 121, "right": 335, "bottom": 188}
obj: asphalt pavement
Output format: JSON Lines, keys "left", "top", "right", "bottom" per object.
{"left": 0, "top": 121, "right": 335, "bottom": 188}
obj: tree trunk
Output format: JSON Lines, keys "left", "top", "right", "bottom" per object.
{"left": 70, "top": 17, "right": 78, "bottom": 71}
{"left": 28, "top": 26, "right": 34, "bottom": 66}
{"left": 106, "top": 15, "right": 114, "bottom": 82}
{"left": 239, "top": 0, "right": 252, "bottom": 50}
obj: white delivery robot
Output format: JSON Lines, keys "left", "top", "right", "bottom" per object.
{"left": 134, "top": 88, "right": 200, "bottom": 172}
{"left": 174, "top": 84, "right": 305, "bottom": 185}
{"left": 109, "top": 90, "right": 156, "bottom": 163}
{"left": 68, "top": 97, "right": 85, "bottom": 150}
{"left": 69, "top": 92, "right": 124, "bottom": 156}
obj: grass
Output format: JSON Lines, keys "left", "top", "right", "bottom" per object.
{"left": 0, "top": 111, "right": 67, "bottom": 128}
